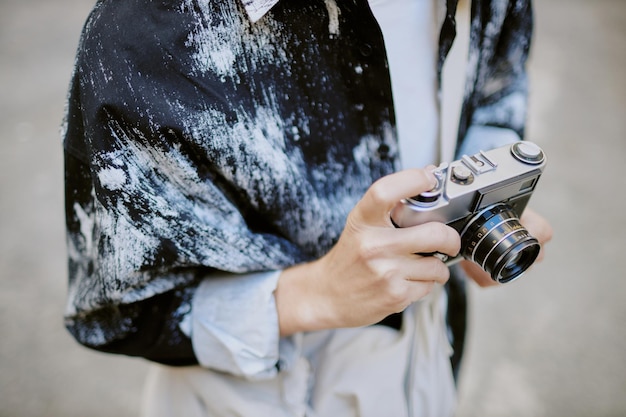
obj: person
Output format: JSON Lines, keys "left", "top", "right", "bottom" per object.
{"left": 62, "top": 0, "right": 553, "bottom": 415}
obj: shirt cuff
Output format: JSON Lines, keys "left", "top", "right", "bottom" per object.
{"left": 189, "top": 270, "right": 299, "bottom": 380}
{"left": 456, "top": 125, "right": 522, "bottom": 158}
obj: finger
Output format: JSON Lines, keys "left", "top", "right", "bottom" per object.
{"left": 521, "top": 208, "right": 554, "bottom": 245}
{"left": 356, "top": 169, "right": 437, "bottom": 226}
{"left": 393, "top": 222, "right": 461, "bottom": 258}
{"left": 378, "top": 253, "right": 451, "bottom": 285}
{"left": 395, "top": 281, "right": 436, "bottom": 311}
{"left": 379, "top": 278, "right": 436, "bottom": 315}
{"left": 460, "top": 260, "right": 498, "bottom": 287}
{"left": 535, "top": 247, "right": 546, "bottom": 263}
{"left": 380, "top": 257, "right": 449, "bottom": 311}
{"left": 405, "top": 256, "right": 451, "bottom": 284}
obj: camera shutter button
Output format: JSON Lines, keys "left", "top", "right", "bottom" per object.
{"left": 412, "top": 178, "right": 442, "bottom": 206}
{"left": 415, "top": 189, "right": 440, "bottom": 205}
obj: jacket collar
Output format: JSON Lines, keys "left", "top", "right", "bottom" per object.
{"left": 242, "top": 0, "right": 455, "bottom": 26}
{"left": 240, "top": 0, "right": 280, "bottom": 22}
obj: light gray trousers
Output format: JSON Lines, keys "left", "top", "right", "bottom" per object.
{"left": 141, "top": 285, "right": 456, "bottom": 417}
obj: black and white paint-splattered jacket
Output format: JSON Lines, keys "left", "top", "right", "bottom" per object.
{"left": 63, "top": 0, "right": 532, "bottom": 365}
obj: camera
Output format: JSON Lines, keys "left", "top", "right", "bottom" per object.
{"left": 391, "top": 141, "right": 547, "bottom": 283}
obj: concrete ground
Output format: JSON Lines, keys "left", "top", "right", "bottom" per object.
{"left": 1, "top": 0, "right": 624, "bottom": 416}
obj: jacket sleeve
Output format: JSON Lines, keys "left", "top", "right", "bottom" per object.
{"left": 62, "top": 98, "right": 305, "bottom": 365}
{"left": 66, "top": 146, "right": 296, "bottom": 371}
{"left": 62, "top": 0, "right": 336, "bottom": 365}
{"left": 456, "top": 0, "right": 534, "bottom": 156}
{"left": 64, "top": 150, "right": 201, "bottom": 365}
{"left": 62, "top": 41, "right": 320, "bottom": 358}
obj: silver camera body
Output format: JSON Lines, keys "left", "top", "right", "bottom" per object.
{"left": 391, "top": 141, "right": 547, "bottom": 283}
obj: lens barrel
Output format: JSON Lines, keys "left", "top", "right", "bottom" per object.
{"left": 460, "top": 203, "right": 540, "bottom": 283}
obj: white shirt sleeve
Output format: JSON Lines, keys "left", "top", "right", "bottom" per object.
{"left": 186, "top": 270, "right": 300, "bottom": 380}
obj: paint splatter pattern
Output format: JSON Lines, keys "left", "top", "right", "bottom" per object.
{"left": 62, "top": 0, "right": 532, "bottom": 362}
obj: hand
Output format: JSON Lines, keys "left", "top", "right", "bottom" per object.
{"left": 461, "top": 207, "right": 554, "bottom": 287}
{"left": 275, "top": 169, "right": 461, "bottom": 336}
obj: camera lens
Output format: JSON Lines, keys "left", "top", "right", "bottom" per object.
{"left": 460, "top": 203, "right": 540, "bottom": 283}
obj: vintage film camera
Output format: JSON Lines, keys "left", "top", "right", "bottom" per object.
{"left": 391, "top": 141, "right": 547, "bottom": 283}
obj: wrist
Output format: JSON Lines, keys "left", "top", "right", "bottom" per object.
{"left": 274, "top": 260, "right": 336, "bottom": 336}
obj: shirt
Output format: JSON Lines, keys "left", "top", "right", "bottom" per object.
{"left": 63, "top": 0, "right": 533, "bottom": 367}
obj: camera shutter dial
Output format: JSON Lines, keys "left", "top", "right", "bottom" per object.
{"left": 451, "top": 164, "right": 474, "bottom": 185}
{"left": 511, "top": 142, "right": 545, "bottom": 164}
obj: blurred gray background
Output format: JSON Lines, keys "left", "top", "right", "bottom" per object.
{"left": 1, "top": 0, "right": 624, "bottom": 416}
